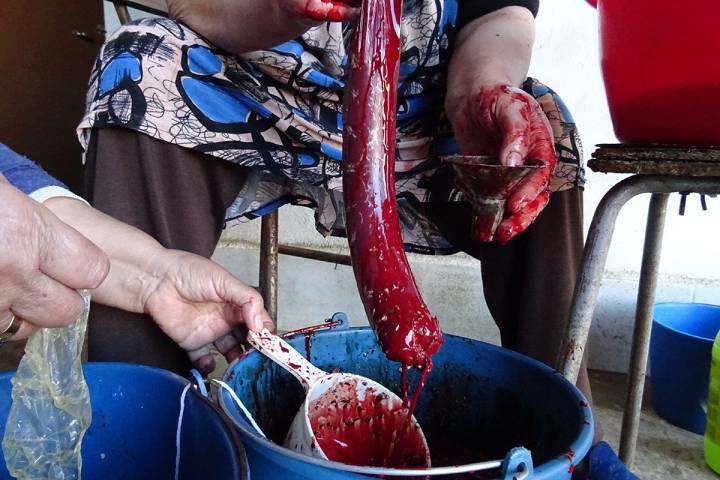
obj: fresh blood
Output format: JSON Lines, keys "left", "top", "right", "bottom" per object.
{"left": 285, "top": 320, "right": 343, "bottom": 337}
{"left": 341, "top": 0, "right": 443, "bottom": 460}
{"left": 342, "top": 0, "right": 442, "bottom": 369}
{"left": 401, "top": 361, "right": 433, "bottom": 419}
{"left": 295, "top": 0, "right": 359, "bottom": 22}
{"left": 309, "top": 379, "right": 429, "bottom": 468}
{"left": 305, "top": 334, "right": 313, "bottom": 360}
{"left": 311, "top": 0, "right": 448, "bottom": 467}
{"left": 463, "top": 85, "right": 556, "bottom": 245}
{"left": 284, "top": 320, "right": 344, "bottom": 360}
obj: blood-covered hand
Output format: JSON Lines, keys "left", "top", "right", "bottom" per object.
{"left": 449, "top": 84, "right": 557, "bottom": 244}
{"left": 278, "top": 0, "right": 360, "bottom": 22}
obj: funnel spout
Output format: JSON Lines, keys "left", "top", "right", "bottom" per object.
{"left": 442, "top": 155, "right": 541, "bottom": 242}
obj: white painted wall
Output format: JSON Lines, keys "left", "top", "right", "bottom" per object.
{"left": 103, "top": 1, "right": 720, "bottom": 372}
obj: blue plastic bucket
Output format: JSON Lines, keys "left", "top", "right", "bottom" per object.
{"left": 220, "top": 317, "right": 593, "bottom": 479}
{"left": 0, "top": 363, "right": 249, "bottom": 479}
{"left": 650, "top": 303, "right": 720, "bottom": 434}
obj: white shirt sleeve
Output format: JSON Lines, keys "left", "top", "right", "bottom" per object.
{"left": 29, "top": 186, "right": 89, "bottom": 205}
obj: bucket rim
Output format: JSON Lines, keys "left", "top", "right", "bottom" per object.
{"left": 0, "top": 361, "right": 200, "bottom": 381}
{"left": 220, "top": 327, "right": 594, "bottom": 477}
{"left": 653, "top": 302, "right": 720, "bottom": 342}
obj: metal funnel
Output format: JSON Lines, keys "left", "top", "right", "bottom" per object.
{"left": 442, "top": 155, "right": 540, "bottom": 242}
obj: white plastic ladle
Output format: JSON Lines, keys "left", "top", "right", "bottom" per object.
{"left": 247, "top": 329, "right": 431, "bottom": 468}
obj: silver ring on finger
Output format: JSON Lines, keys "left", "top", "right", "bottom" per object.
{"left": 0, "top": 314, "right": 23, "bottom": 347}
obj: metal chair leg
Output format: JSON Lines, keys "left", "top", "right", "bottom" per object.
{"left": 558, "top": 177, "right": 648, "bottom": 382}
{"left": 114, "top": 4, "right": 132, "bottom": 25}
{"left": 558, "top": 175, "right": 720, "bottom": 383}
{"left": 619, "top": 193, "right": 669, "bottom": 466}
{"left": 259, "top": 211, "right": 279, "bottom": 324}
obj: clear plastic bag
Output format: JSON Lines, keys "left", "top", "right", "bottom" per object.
{"left": 2, "top": 292, "right": 92, "bottom": 480}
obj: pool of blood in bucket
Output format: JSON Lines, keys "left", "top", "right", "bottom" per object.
{"left": 294, "top": 343, "right": 499, "bottom": 476}
{"left": 308, "top": 379, "right": 428, "bottom": 468}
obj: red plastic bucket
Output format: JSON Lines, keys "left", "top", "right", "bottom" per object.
{"left": 593, "top": 0, "right": 720, "bottom": 145}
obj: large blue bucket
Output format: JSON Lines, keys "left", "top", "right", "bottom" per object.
{"left": 220, "top": 316, "right": 593, "bottom": 479}
{"left": 650, "top": 303, "right": 720, "bottom": 434}
{"left": 0, "top": 363, "right": 249, "bottom": 479}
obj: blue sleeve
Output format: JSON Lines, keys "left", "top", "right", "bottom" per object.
{"left": 0, "top": 143, "right": 68, "bottom": 195}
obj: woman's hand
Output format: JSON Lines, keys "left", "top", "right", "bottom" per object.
{"left": 447, "top": 84, "right": 556, "bottom": 244}
{"left": 0, "top": 180, "right": 109, "bottom": 340}
{"left": 141, "top": 250, "right": 274, "bottom": 373}
{"left": 45, "top": 196, "right": 273, "bottom": 374}
{"left": 445, "top": 7, "right": 552, "bottom": 244}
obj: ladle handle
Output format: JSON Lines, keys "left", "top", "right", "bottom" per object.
{"left": 247, "top": 329, "right": 327, "bottom": 389}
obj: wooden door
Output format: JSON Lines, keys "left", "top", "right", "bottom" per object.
{"left": 0, "top": 1, "right": 104, "bottom": 192}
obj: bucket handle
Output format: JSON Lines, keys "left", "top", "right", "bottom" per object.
{"left": 257, "top": 447, "right": 533, "bottom": 477}
{"left": 180, "top": 371, "right": 254, "bottom": 480}
{"left": 501, "top": 448, "right": 534, "bottom": 480}
{"left": 211, "top": 379, "right": 267, "bottom": 438}
{"left": 188, "top": 369, "right": 267, "bottom": 438}
{"left": 328, "top": 312, "right": 350, "bottom": 330}
{"left": 189, "top": 369, "right": 208, "bottom": 397}
{"left": 281, "top": 312, "right": 350, "bottom": 339}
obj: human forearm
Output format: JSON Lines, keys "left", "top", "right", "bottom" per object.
{"left": 44, "top": 197, "right": 271, "bottom": 369}
{"left": 444, "top": 6, "right": 539, "bottom": 161}
{"left": 446, "top": 6, "right": 535, "bottom": 102}
{"left": 44, "top": 197, "right": 165, "bottom": 315}
{"left": 168, "top": 0, "right": 357, "bottom": 54}
{"left": 443, "top": 7, "right": 557, "bottom": 244}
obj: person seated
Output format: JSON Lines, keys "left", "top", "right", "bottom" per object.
{"left": 75, "top": 1, "right": 637, "bottom": 477}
